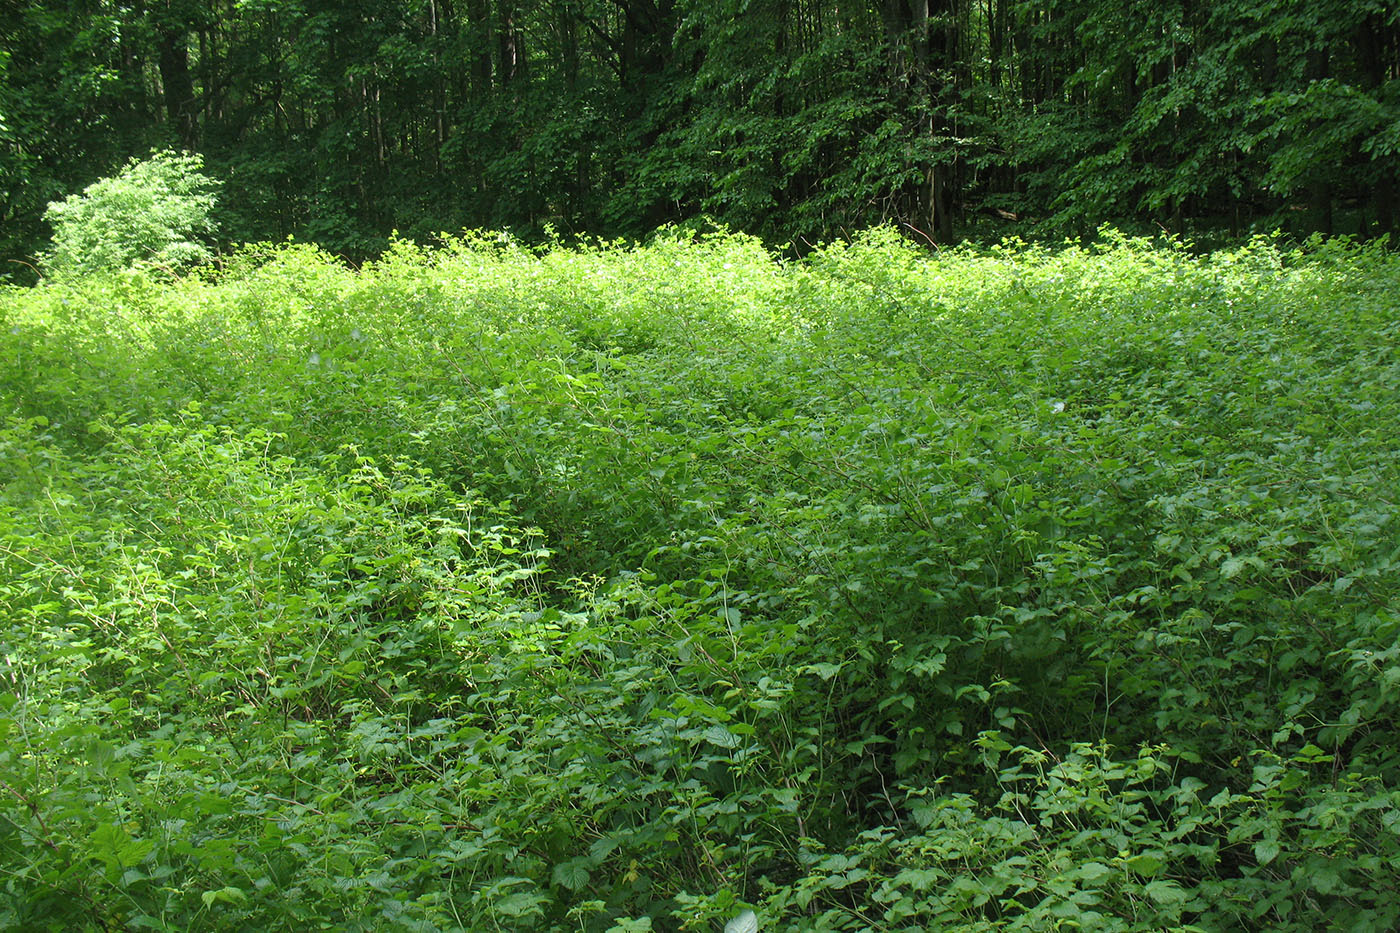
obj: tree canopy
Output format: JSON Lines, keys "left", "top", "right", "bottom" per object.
{"left": 1, "top": 0, "right": 1396, "bottom": 270}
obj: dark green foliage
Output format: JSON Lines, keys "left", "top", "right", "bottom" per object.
{"left": 2, "top": 233, "right": 1399, "bottom": 930}
{"left": 3, "top": 0, "right": 1397, "bottom": 276}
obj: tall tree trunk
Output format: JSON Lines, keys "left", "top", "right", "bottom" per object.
{"left": 158, "top": 27, "right": 198, "bottom": 149}
{"left": 988, "top": 0, "right": 1002, "bottom": 88}
{"left": 432, "top": 0, "right": 446, "bottom": 171}
{"left": 464, "top": 0, "right": 492, "bottom": 92}
{"left": 618, "top": 0, "right": 672, "bottom": 95}
{"left": 560, "top": 0, "right": 586, "bottom": 224}
{"left": 912, "top": 0, "right": 954, "bottom": 242}
{"left": 497, "top": 0, "right": 521, "bottom": 86}
{"left": 1359, "top": 17, "right": 1396, "bottom": 233}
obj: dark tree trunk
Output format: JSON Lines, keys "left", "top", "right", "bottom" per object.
{"left": 158, "top": 28, "right": 198, "bottom": 149}
{"left": 466, "top": 0, "right": 493, "bottom": 91}
{"left": 497, "top": 0, "right": 522, "bottom": 86}
{"left": 1359, "top": 17, "right": 1396, "bottom": 233}
{"left": 913, "top": 0, "right": 954, "bottom": 242}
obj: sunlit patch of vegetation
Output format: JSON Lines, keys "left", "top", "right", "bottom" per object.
{"left": 2, "top": 230, "right": 1399, "bottom": 931}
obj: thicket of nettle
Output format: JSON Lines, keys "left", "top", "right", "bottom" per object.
{"left": 2, "top": 230, "right": 1399, "bottom": 931}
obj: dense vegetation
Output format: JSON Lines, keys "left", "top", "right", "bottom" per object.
{"left": 3, "top": 231, "right": 1400, "bottom": 930}
{"left": 3, "top": 0, "right": 1398, "bottom": 273}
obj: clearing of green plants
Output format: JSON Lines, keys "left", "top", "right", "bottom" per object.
{"left": 2, "top": 230, "right": 1399, "bottom": 931}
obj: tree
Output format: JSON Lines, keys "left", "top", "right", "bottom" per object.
{"left": 3, "top": 0, "right": 1397, "bottom": 261}
{"left": 41, "top": 149, "right": 220, "bottom": 280}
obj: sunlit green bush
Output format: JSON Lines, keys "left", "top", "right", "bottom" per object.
{"left": 39, "top": 150, "right": 219, "bottom": 281}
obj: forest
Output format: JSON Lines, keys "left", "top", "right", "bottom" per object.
{"left": 2, "top": 0, "right": 1400, "bottom": 273}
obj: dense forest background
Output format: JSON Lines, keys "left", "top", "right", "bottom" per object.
{"left": 2, "top": 0, "right": 1398, "bottom": 272}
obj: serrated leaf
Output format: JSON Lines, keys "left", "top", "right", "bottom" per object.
{"left": 725, "top": 909, "right": 759, "bottom": 933}
{"left": 552, "top": 860, "right": 591, "bottom": 891}
{"left": 1144, "top": 880, "right": 1189, "bottom": 904}
{"left": 1124, "top": 852, "right": 1166, "bottom": 876}
{"left": 1076, "top": 861, "right": 1112, "bottom": 882}
{"left": 1254, "top": 838, "right": 1281, "bottom": 866}
{"left": 705, "top": 725, "right": 741, "bottom": 748}
{"left": 495, "top": 890, "right": 546, "bottom": 917}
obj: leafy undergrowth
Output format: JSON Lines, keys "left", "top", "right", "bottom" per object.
{"left": 2, "top": 230, "right": 1399, "bottom": 931}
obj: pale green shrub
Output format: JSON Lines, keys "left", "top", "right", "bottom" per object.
{"left": 40, "top": 149, "right": 219, "bottom": 280}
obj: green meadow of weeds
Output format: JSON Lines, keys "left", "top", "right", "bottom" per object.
{"left": 2, "top": 230, "right": 1399, "bottom": 931}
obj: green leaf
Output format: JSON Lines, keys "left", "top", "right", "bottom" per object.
{"left": 552, "top": 860, "right": 592, "bottom": 892}
{"left": 607, "top": 919, "right": 653, "bottom": 932}
{"left": 804, "top": 662, "right": 842, "bottom": 681}
{"left": 705, "top": 725, "right": 742, "bottom": 749}
{"left": 1124, "top": 852, "right": 1166, "bottom": 877}
{"left": 725, "top": 909, "right": 759, "bottom": 933}
{"left": 1076, "top": 861, "right": 1113, "bottom": 882}
{"left": 1144, "top": 880, "right": 1189, "bottom": 905}
{"left": 200, "top": 887, "right": 247, "bottom": 908}
{"left": 495, "top": 890, "right": 546, "bottom": 918}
